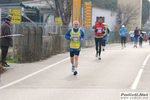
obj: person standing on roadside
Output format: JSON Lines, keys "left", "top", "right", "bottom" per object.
{"left": 0, "top": 16, "right": 12, "bottom": 67}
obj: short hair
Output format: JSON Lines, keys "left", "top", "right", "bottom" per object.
{"left": 73, "top": 21, "right": 80, "bottom": 26}
{"left": 98, "top": 17, "right": 103, "bottom": 20}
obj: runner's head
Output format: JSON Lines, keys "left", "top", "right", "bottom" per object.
{"left": 135, "top": 27, "right": 138, "bottom": 30}
{"left": 122, "top": 25, "right": 125, "bottom": 29}
{"left": 98, "top": 17, "right": 103, "bottom": 24}
{"left": 73, "top": 21, "right": 79, "bottom": 29}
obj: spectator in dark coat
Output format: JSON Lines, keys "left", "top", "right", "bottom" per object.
{"left": 0, "top": 15, "right": 12, "bottom": 67}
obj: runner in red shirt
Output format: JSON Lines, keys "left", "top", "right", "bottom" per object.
{"left": 93, "top": 17, "right": 104, "bottom": 60}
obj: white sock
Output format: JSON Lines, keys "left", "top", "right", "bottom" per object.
{"left": 74, "top": 68, "right": 77, "bottom": 71}
{"left": 72, "top": 64, "right": 75, "bottom": 67}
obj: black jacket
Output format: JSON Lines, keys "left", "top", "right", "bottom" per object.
{"left": 134, "top": 30, "right": 139, "bottom": 37}
{"left": 0, "top": 21, "right": 13, "bottom": 46}
{"left": 139, "top": 33, "right": 144, "bottom": 39}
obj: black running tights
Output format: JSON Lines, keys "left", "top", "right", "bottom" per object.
{"left": 95, "top": 38, "right": 102, "bottom": 56}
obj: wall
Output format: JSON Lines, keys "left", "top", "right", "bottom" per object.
{"left": 42, "top": 35, "right": 69, "bottom": 55}
{"left": 81, "top": 39, "right": 95, "bottom": 47}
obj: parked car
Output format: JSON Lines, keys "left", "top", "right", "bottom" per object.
{"left": 142, "top": 31, "right": 147, "bottom": 42}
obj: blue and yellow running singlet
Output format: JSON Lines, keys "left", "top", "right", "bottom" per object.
{"left": 70, "top": 28, "right": 81, "bottom": 49}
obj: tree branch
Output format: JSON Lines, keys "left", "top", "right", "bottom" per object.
{"left": 45, "top": 0, "right": 57, "bottom": 13}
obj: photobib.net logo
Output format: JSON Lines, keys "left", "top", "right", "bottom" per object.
{"left": 120, "top": 92, "right": 149, "bottom": 99}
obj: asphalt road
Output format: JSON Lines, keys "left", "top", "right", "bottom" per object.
{"left": 0, "top": 42, "right": 150, "bottom": 100}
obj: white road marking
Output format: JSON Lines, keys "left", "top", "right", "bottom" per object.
{"left": 131, "top": 53, "right": 150, "bottom": 89}
{"left": 0, "top": 57, "right": 69, "bottom": 90}
{"left": 143, "top": 54, "right": 150, "bottom": 66}
{"left": 0, "top": 52, "right": 85, "bottom": 90}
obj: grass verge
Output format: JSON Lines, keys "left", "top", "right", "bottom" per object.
{"left": 6, "top": 58, "right": 17, "bottom": 63}
{"left": 81, "top": 46, "right": 87, "bottom": 49}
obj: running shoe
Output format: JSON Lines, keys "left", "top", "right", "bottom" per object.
{"left": 103, "top": 49, "right": 105, "bottom": 51}
{"left": 2, "top": 63, "right": 10, "bottom": 67}
{"left": 74, "top": 71, "right": 78, "bottom": 75}
{"left": 98, "top": 56, "right": 101, "bottom": 60}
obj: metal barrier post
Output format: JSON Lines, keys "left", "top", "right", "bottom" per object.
{"left": 12, "top": 24, "right": 15, "bottom": 59}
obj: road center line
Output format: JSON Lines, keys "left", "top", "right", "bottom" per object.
{"left": 131, "top": 53, "right": 150, "bottom": 90}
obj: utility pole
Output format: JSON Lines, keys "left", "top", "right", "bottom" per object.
{"left": 67, "top": 1, "right": 70, "bottom": 31}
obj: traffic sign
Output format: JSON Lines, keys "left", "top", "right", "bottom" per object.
{"left": 9, "top": 9, "right": 21, "bottom": 24}
{"left": 83, "top": 2, "right": 92, "bottom": 26}
{"left": 55, "top": 17, "right": 62, "bottom": 27}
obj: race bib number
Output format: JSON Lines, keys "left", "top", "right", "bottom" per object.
{"left": 122, "top": 32, "right": 125, "bottom": 35}
{"left": 72, "top": 35, "right": 79, "bottom": 42}
{"left": 97, "top": 27, "right": 102, "bottom": 33}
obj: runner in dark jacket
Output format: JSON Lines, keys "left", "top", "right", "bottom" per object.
{"left": 139, "top": 30, "right": 144, "bottom": 48}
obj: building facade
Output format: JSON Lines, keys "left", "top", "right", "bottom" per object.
{"left": 92, "top": 7, "right": 116, "bottom": 31}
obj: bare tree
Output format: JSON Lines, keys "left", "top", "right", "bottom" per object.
{"left": 45, "top": 0, "right": 72, "bottom": 25}
{"left": 113, "top": 3, "right": 140, "bottom": 42}
{"left": 115, "top": 4, "right": 140, "bottom": 29}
